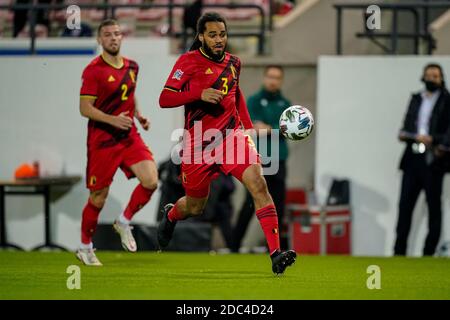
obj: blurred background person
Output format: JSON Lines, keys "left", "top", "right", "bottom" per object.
{"left": 395, "top": 63, "right": 450, "bottom": 256}
{"left": 232, "top": 65, "right": 291, "bottom": 252}
{"left": 13, "top": 0, "right": 52, "bottom": 38}
{"left": 181, "top": 0, "right": 202, "bottom": 52}
{"left": 157, "top": 158, "right": 235, "bottom": 251}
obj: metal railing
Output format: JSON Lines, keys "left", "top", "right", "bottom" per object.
{"left": 334, "top": 1, "right": 450, "bottom": 55}
{"left": 0, "top": 1, "right": 268, "bottom": 55}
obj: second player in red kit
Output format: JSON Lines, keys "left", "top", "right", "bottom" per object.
{"left": 158, "top": 12, "right": 296, "bottom": 275}
{"left": 76, "top": 20, "right": 158, "bottom": 266}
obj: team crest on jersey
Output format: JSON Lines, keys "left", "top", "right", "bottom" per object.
{"left": 172, "top": 69, "right": 184, "bottom": 80}
{"left": 89, "top": 176, "right": 97, "bottom": 186}
{"left": 205, "top": 68, "right": 213, "bottom": 75}
{"left": 230, "top": 65, "right": 237, "bottom": 79}
{"left": 129, "top": 70, "right": 136, "bottom": 83}
{"left": 108, "top": 75, "right": 116, "bottom": 82}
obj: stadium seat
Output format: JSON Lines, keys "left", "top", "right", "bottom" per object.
{"left": 89, "top": 9, "right": 106, "bottom": 22}
{"left": 0, "top": 0, "right": 13, "bottom": 23}
{"left": 120, "top": 22, "right": 135, "bottom": 37}
{"left": 17, "top": 23, "right": 49, "bottom": 38}
{"left": 204, "top": 0, "right": 264, "bottom": 21}
{"left": 111, "top": 0, "right": 140, "bottom": 19}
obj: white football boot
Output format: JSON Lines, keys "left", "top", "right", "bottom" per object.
{"left": 113, "top": 220, "right": 137, "bottom": 252}
{"left": 76, "top": 248, "right": 102, "bottom": 266}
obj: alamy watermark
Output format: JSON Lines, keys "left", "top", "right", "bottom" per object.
{"left": 366, "top": 5, "right": 381, "bottom": 30}
{"left": 66, "top": 265, "right": 81, "bottom": 290}
{"left": 169, "top": 122, "right": 281, "bottom": 175}
{"left": 66, "top": 5, "right": 81, "bottom": 30}
{"left": 366, "top": 265, "right": 381, "bottom": 290}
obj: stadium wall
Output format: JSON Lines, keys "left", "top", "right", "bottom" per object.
{"left": 316, "top": 56, "right": 450, "bottom": 256}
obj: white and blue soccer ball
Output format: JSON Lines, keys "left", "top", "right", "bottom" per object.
{"left": 279, "top": 105, "right": 314, "bottom": 141}
{"left": 437, "top": 241, "right": 450, "bottom": 257}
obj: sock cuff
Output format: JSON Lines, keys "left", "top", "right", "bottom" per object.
{"left": 80, "top": 242, "right": 93, "bottom": 249}
{"left": 139, "top": 183, "right": 156, "bottom": 194}
{"left": 256, "top": 204, "right": 277, "bottom": 220}
{"left": 119, "top": 212, "right": 131, "bottom": 225}
{"left": 168, "top": 203, "right": 184, "bottom": 222}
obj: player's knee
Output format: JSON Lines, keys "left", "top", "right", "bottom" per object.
{"left": 141, "top": 177, "right": 158, "bottom": 191}
{"left": 90, "top": 196, "right": 106, "bottom": 208}
{"left": 90, "top": 188, "right": 108, "bottom": 208}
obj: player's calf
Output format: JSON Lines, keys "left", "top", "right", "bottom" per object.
{"left": 185, "top": 195, "right": 209, "bottom": 217}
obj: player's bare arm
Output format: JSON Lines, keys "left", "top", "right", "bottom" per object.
{"left": 134, "top": 97, "right": 150, "bottom": 131}
{"left": 79, "top": 97, "right": 132, "bottom": 130}
{"left": 253, "top": 121, "right": 272, "bottom": 134}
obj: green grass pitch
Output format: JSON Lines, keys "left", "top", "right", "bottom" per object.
{"left": 0, "top": 251, "right": 449, "bottom": 299}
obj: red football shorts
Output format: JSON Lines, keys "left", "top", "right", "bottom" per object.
{"left": 86, "top": 134, "right": 154, "bottom": 191}
{"left": 181, "top": 130, "right": 260, "bottom": 198}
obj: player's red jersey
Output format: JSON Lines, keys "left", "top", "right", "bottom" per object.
{"left": 160, "top": 48, "right": 258, "bottom": 197}
{"left": 80, "top": 54, "right": 139, "bottom": 148}
{"left": 162, "top": 48, "right": 253, "bottom": 138}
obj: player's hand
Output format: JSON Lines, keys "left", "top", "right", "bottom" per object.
{"left": 110, "top": 111, "right": 133, "bottom": 130}
{"left": 137, "top": 114, "right": 150, "bottom": 131}
{"left": 416, "top": 135, "right": 433, "bottom": 147}
{"left": 434, "top": 147, "right": 445, "bottom": 158}
{"left": 201, "top": 88, "right": 224, "bottom": 104}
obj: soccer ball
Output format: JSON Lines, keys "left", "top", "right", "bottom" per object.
{"left": 437, "top": 241, "right": 450, "bottom": 257}
{"left": 279, "top": 105, "right": 314, "bottom": 141}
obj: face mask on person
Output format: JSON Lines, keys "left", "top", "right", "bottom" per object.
{"left": 424, "top": 80, "right": 441, "bottom": 92}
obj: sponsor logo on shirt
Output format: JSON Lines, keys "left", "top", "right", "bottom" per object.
{"left": 89, "top": 176, "right": 97, "bottom": 186}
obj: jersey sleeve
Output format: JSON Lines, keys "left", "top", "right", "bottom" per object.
{"left": 160, "top": 53, "right": 203, "bottom": 108}
{"left": 163, "top": 54, "right": 195, "bottom": 92}
{"left": 80, "top": 65, "right": 98, "bottom": 98}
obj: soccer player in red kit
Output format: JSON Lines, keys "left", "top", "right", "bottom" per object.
{"left": 158, "top": 12, "right": 296, "bottom": 274}
{"left": 77, "top": 20, "right": 158, "bottom": 266}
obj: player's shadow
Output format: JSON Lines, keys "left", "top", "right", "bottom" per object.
{"left": 319, "top": 174, "right": 389, "bottom": 256}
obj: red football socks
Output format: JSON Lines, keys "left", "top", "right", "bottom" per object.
{"left": 256, "top": 204, "right": 280, "bottom": 255}
{"left": 124, "top": 184, "right": 154, "bottom": 220}
{"left": 168, "top": 201, "right": 186, "bottom": 222}
{"left": 81, "top": 199, "right": 102, "bottom": 245}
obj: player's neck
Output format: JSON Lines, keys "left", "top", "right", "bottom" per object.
{"left": 101, "top": 52, "right": 124, "bottom": 69}
{"left": 199, "top": 47, "right": 225, "bottom": 63}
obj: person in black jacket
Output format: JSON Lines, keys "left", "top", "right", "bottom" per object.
{"left": 394, "top": 63, "right": 450, "bottom": 256}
